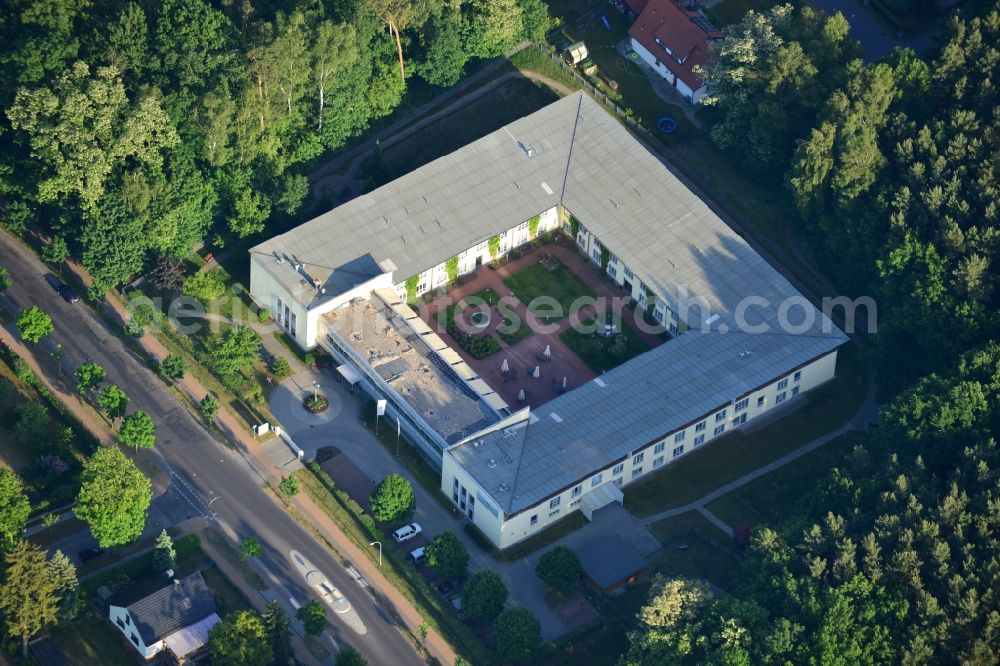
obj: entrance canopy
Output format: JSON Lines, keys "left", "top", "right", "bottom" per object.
{"left": 580, "top": 482, "right": 624, "bottom": 520}
{"left": 337, "top": 364, "right": 362, "bottom": 385}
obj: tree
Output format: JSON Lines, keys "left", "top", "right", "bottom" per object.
{"left": 119, "top": 410, "right": 156, "bottom": 450}
{"left": 240, "top": 535, "right": 262, "bottom": 561}
{"left": 461, "top": 569, "right": 508, "bottom": 622}
{"left": 41, "top": 235, "right": 68, "bottom": 264}
{"left": 535, "top": 545, "right": 581, "bottom": 592}
{"left": 296, "top": 599, "right": 326, "bottom": 635}
{"left": 16, "top": 306, "right": 52, "bottom": 343}
{"left": 14, "top": 403, "right": 52, "bottom": 447}
{"left": 278, "top": 475, "right": 299, "bottom": 497}
{"left": 0, "top": 541, "right": 60, "bottom": 656}
{"left": 208, "top": 610, "right": 273, "bottom": 666}
{"left": 47, "top": 549, "right": 79, "bottom": 622}
{"left": 262, "top": 600, "right": 293, "bottom": 665}
{"left": 98, "top": 384, "right": 129, "bottom": 420}
{"left": 335, "top": 646, "right": 368, "bottom": 666}
{"left": 494, "top": 607, "right": 541, "bottom": 661}
{"left": 152, "top": 529, "right": 176, "bottom": 573}
{"left": 201, "top": 393, "right": 220, "bottom": 420}
{"left": 369, "top": 474, "right": 415, "bottom": 523}
{"left": 0, "top": 471, "right": 31, "bottom": 553}
{"left": 75, "top": 361, "right": 106, "bottom": 394}
{"left": 182, "top": 269, "right": 226, "bottom": 303}
{"left": 209, "top": 326, "right": 261, "bottom": 376}
{"left": 466, "top": 0, "right": 524, "bottom": 59}
{"left": 148, "top": 254, "right": 185, "bottom": 293}
{"left": 313, "top": 21, "right": 358, "bottom": 130}
{"left": 368, "top": 0, "right": 432, "bottom": 82}
{"left": 75, "top": 447, "right": 152, "bottom": 547}
{"left": 418, "top": 10, "right": 468, "bottom": 87}
{"left": 0, "top": 267, "right": 11, "bottom": 291}
{"left": 425, "top": 532, "right": 469, "bottom": 579}
{"left": 271, "top": 356, "right": 291, "bottom": 378}
{"left": 158, "top": 354, "right": 187, "bottom": 380}
{"left": 517, "top": 0, "right": 550, "bottom": 42}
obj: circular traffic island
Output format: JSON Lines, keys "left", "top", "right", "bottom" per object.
{"left": 304, "top": 394, "right": 329, "bottom": 413}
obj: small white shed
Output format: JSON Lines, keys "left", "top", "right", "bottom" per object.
{"left": 566, "top": 41, "right": 589, "bottom": 65}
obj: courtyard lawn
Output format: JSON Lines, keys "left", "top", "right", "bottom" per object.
{"left": 706, "top": 432, "right": 860, "bottom": 535}
{"left": 463, "top": 287, "right": 501, "bottom": 307}
{"left": 502, "top": 262, "right": 596, "bottom": 321}
{"left": 560, "top": 316, "right": 650, "bottom": 374}
{"left": 624, "top": 344, "right": 869, "bottom": 516}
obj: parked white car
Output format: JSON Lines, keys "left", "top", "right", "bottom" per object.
{"left": 392, "top": 523, "right": 422, "bottom": 543}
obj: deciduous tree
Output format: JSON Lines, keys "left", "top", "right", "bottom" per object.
{"left": 119, "top": 410, "right": 156, "bottom": 450}
{"left": 369, "top": 473, "right": 415, "bottom": 523}
{"left": 0, "top": 471, "right": 31, "bottom": 553}
{"left": 425, "top": 531, "right": 469, "bottom": 579}
{"left": 461, "top": 569, "right": 508, "bottom": 622}
{"left": 16, "top": 306, "right": 53, "bottom": 343}
{"left": 493, "top": 607, "right": 541, "bottom": 661}
{"left": 296, "top": 599, "right": 326, "bottom": 635}
{"left": 98, "top": 384, "right": 129, "bottom": 420}
{"left": 75, "top": 447, "right": 151, "bottom": 547}
{"left": 75, "top": 361, "right": 106, "bottom": 394}
{"left": 208, "top": 610, "right": 272, "bottom": 666}
{"left": 535, "top": 545, "right": 580, "bottom": 592}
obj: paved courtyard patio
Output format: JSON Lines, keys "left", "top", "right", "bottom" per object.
{"left": 418, "top": 235, "right": 666, "bottom": 410}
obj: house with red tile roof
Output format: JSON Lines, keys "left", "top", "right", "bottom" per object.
{"left": 626, "top": 0, "right": 722, "bottom": 103}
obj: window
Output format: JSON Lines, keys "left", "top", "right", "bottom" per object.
{"left": 613, "top": 463, "right": 624, "bottom": 476}
{"left": 125, "top": 615, "right": 130, "bottom": 626}
{"left": 778, "top": 378, "right": 789, "bottom": 390}
{"left": 131, "top": 634, "right": 140, "bottom": 646}
{"left": 654, "top": 442, "right": 665, "bottom": 454}
{"left": 694, "top": 434, "right": 705, "bottom": 446}
{"left": 624, "top": 266, "right": 634, "bottom": 279}
{"left": 695, "top": 421, "right": 706, "bottom": 432}
{"left": 591, "top": 473, "right": 603, "bottom": 487}
{"left": 549, "top": 509, "right": 561, "bottom": 518}
{"left": 653, "top": 456, "right": 664, "bottom": 468}
{"left": 674, "top": 431, "right": 685, "bottom": 444}
{"left": 632, "top": 467, "right": 644, "bottom": 479}
{"left": 614, "top": 478, "right": 623, "bottom": 487}
{"left": 714, "top": 424, "right": 725, "bottom": 436}
{"left": 794, "top": 370, "right": 802, "bottom": 383}
{"left": 452, "top": 478, "right": 459, "bottom": 503}
{"left": 776, "top": 391, "right": 787, "bottom": 404}
{"left": 467, "top": 496, "right": 475, "bottom": 520}
{"left": 669, "top": 322, "right": 678, "bottom": 335}
{"left": 735, "top": 398, "right": 749, "bottom": 412}
{"left": 732, "top": 413, "right": 747, "bottom": 426}
{"left": 792, "top": 386, "right": 800, "bottom": 397}
{"left": 715, "top": 409, "right": 727, "bottom": 422}
{"left": 608, "top": 266, "right": 617, "bottom": 278}
{"left": 549, "top": 496, "right": 561, "bottom": 509}
{"left": 632, "top": 452, "right": 644, "bottom": 465}
{"left": 673, "top": 445, "right": 684, "bottom": 458}
{"left": 571, "top": 485, "right": 582, "bottom": 498}
{"left": 610, "top": 253, "right": 618, "bottom": 264}
{"left": 530, "top": 514, "right": 538, "bottom": 526}
{"left": 116, "top": 618, "right": 125, "bottom": 629}
{"left": 757, "top": 396, "right": 766, "bottom": 408}
{"left": 592, "top": 248, "right": 601, "bottom": 262}
{"left": 577, "top": 234, "right": 586, "bottom": 247}
{"left": 654, "top": 309, "right": 664, "bottom": 323}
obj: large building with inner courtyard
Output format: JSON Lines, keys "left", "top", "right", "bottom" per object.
{"left": 249, "top": 91, "right": 847, "bottom": 549}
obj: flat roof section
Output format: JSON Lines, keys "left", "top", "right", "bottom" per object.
{"left": 324, "top": 297, "right": 500, "bottom": 442}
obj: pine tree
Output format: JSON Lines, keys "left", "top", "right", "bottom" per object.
{"left": 48, "top": 549, "right": 79, "bottom": 622}
{"left": 152, "top": 529, "right": 176, "bottom": 573}
{"left": 0, "top": 541, "right": 60, "bottom": 656}
{"left": 262, "top": 600, "right": 293, "bottom": 664}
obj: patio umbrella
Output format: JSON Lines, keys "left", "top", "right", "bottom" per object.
{"left": 518, "top": 389, "right": 525, "bottom": 401}
{"left": 532, "top": 366, "right": 541, "bottom": 379}
{"left": 501, "top": 358, "right": 509, "bottom": 373}
{"left": 562, "top": 376, "right": 568, "bottom": 389}
{"left": 543, "top": 344, "right": 551, "bottom": 358}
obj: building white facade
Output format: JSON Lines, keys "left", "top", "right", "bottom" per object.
{"left": 109, "top": 604, "right": 162, "bottom": 660}
{"left": 249, "top": 91, "right": 848, "bottom": 550}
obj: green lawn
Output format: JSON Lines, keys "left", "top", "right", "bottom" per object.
{"left": 464, "top": 287, "right": 501, "bottom": 307}
{"left": 625, "top": 344, "right": 868, "bottom": 516}
{"left": 706, "top": 432, "right": 861, "bottom": 534}
{"left": 201, "top": 564, "right": 254, "bottom": 615}
{"left": 51, "top": 612, "right": 136, "bottom": 666}
{"left": 646, "top": 511, "right": 740, "bottom": 590}
{"left": 363, "top": 77, "right": 559, "bottom": 185}
{"left": 560, "top": 316, "right": 650, "bottom": 374}
{"left": 503, "top": 262, "right": 596, "bottom": 321}
{"left": 539, "top": 618, "right": 631, "bottom": 666}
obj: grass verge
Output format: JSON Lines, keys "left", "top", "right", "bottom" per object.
{"left": 625, "top": 344, "right": 868, "bottom": 516}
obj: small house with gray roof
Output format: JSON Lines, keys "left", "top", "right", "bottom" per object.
{"left": 249, "top": 91, "right": 847, "bottom": 549}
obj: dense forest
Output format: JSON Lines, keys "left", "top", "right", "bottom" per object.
{"left": 621, "top": 4, "right": 1000, "bottom": 664}
{"left": 0, "top": 0, "right": 547, "bottom": 294}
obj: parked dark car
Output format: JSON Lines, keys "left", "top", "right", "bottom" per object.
{"left": 78, "top": 547, "right": 105, "bottom": 562}
{"left": 435, "top": 580, "right": 457, "bottom": 596}
{"left": 57, "top": 284, "right": 79, "bottom": 303}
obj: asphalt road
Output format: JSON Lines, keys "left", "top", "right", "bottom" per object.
{"left": 0, "top": 233, "right": 423, "bottom": 666}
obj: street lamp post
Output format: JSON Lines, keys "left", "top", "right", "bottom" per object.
{"left": 312, "top": 381, "right": 320, "bottom": 400}
{"left": 369, "top": 541, "right": 382, "bottom": 567}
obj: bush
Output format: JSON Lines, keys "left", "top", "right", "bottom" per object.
{"left": 270, "top": 356, "right": 291, "bottom": 378}
{"left": 296, "top": 600, "right": 326, "bottom": 636}
{"left": 535, "top": 545, "right": 581, "bottom": 592}
{"left": 158, "top": 354, "right": 187, "bottom": 380}
{"left": 425, "top": 532, "right": 469, "bottom": 579}
{"left": 369, "top": 474, "right": 415, "bottom": 523}
{"left": 493, "top": 607, "right": 541, "bottom": 661}
{"left": 461, "top": 569, "right": 508, "bottom": 622}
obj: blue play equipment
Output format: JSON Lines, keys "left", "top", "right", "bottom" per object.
{"left": 657, "top": 116, "right": 678, "bottom": 134}
{"left": 600, "top": 15, "right": 611, "bottom": 30}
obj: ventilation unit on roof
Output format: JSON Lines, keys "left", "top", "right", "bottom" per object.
{"left": 503, "top": 427, "right": 518, "bottom": 438}
{"left": 739, "top": 350, "right": 752, "bottom": 359}
{"left": 313, "top": 279, "right": 322, "bottom": 289}
{"left": 473, "top": 440, "right": 484, "bottom": 449}
{"left": 498, "top": 483, "right": 509, "bottom": 493}
{"left": 488, "top": 458, "right": 497, "bottom": 468}
{"left": 274, "top": 252, "right": 285, "bottom": 264}
{"left": 293, "top": 261, "right": 302, "bottom": 271}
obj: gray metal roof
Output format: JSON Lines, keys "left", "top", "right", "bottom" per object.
{"left": 577, "top": 536, "right": 647, "bottom": 589}
{"left": 255, "top": 90, "right": 847, "bottom": 515}
{"left": 450, "top": 327, "right": 844, "bottom": 515}
{"left": 125, "top": 572, "right": 217, "bottom": 645}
